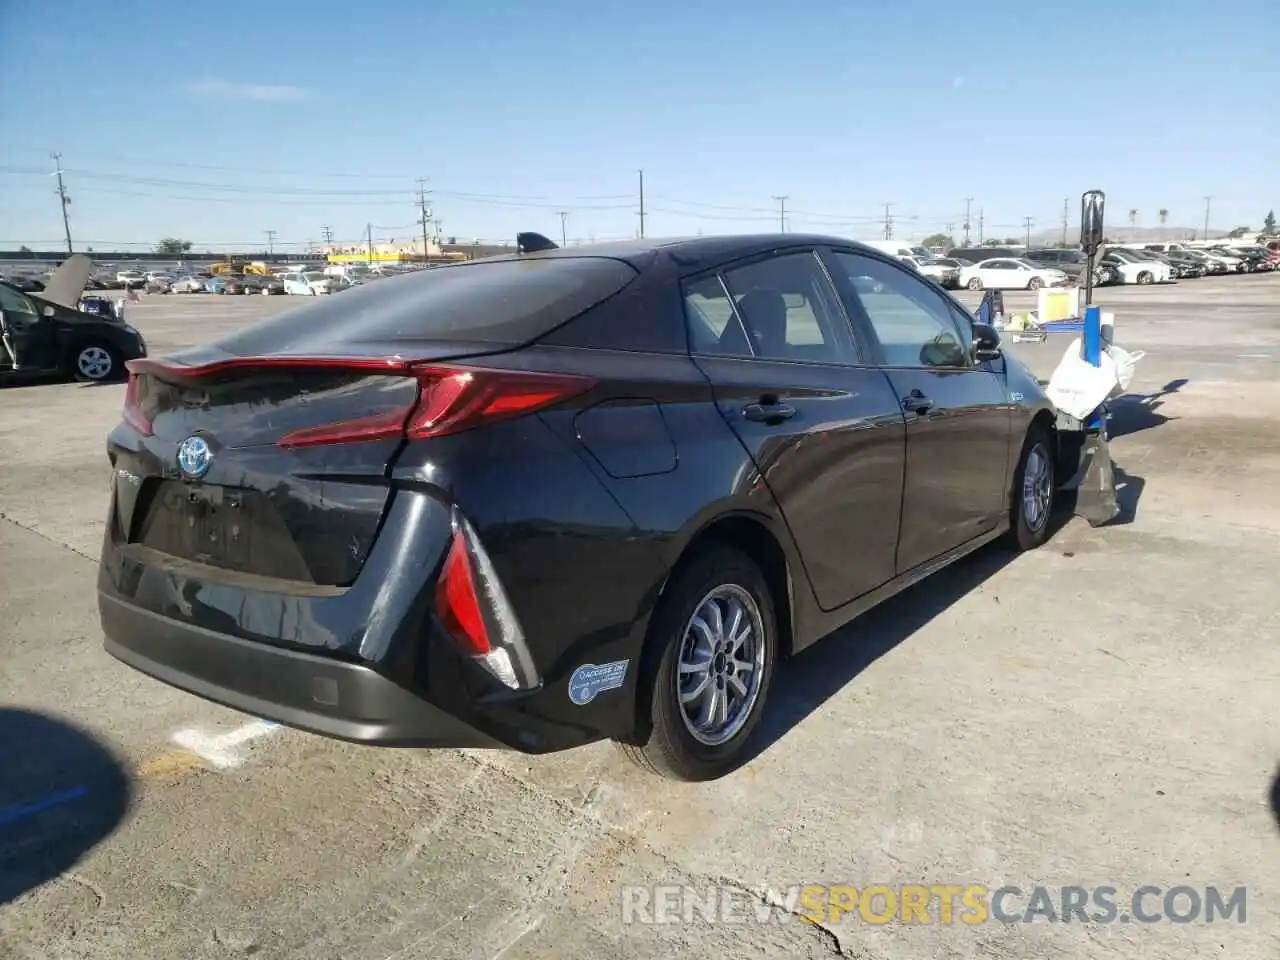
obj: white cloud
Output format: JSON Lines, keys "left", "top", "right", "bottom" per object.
{"left": 182, "top": 79, "right": 315, "bottom": 103}
{"left": 951, "top": 76, "right": 965, "bottom": 90}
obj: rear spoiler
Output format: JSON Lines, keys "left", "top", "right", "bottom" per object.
{"left": 516, "top": 232, "right": 559, "bottom": 254}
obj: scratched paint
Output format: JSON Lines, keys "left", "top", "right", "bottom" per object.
{"left": 0, "top": 786, "right": 89, "bottom": 827}
{"left": 169, "top": 719, "right": 281, "bottom": 770}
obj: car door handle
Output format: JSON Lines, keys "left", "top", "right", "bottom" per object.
{"left": 742, "top": 402, "right": 797, "bottom": 423}
{"left": 902, "top": 391, "right": 933, "bottom": 414}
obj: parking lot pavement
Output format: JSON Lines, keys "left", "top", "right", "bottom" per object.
{"left": 2, "top": 278, "right": 1279, "bottom": 959}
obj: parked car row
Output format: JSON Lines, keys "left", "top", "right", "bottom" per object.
{"left": 897, "top": 242, "right": 1277, "bottom": 292}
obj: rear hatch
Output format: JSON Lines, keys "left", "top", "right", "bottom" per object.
{"left": 108, "top": 255, "right": 637, "bottom": 590}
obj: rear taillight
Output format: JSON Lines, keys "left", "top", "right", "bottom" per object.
{"left": 122, "top": 373, "right": 154, "bottom": 436}
{"left": 434, "top": 510, "right": 538, "bottom": 690}
{"left": 277, "top": 365, "right": 593, "bottom": 449}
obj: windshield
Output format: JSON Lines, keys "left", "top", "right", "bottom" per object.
{"left": 909, "top": 246, "right": 932, "bottom": 259}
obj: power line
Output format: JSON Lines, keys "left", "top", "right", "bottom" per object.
{"left": 637, "top": 169, "right": 646, "bottom": 239}
{"left": 417, "top": 178, "right": 432, "bottom": 257}
{"left": 51, "top": 153, "right": 73, "bottom": 253}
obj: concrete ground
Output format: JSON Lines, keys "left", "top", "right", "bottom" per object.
{"left": 2, "top": 276, "right": 1278, "bottom": 959}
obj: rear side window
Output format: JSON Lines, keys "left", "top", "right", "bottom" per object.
{"left": 683, "top": 251, "right": 858, "bottom": 364}
{"left": 214, "top": 256, "right": 638, "bottom": 355}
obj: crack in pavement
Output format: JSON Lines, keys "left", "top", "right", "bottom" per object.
{"left": 453, "top": 751, "right": 855, "bottom": 956}
{"left": 0, "top": 512, "right": 97, "bottom": 563}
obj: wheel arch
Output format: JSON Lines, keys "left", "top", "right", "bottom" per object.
{"left": 663, "top": 510, "right": 796, "bottom": 659}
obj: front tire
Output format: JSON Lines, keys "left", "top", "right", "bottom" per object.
{"left": 70, "top": 341, "right": 122, "bottom": 383}
{"left": 617, "top": 546, "right": 778, "bottom": 781}
{"left": 967, "top": 277, "right": 983, "bottom": 290}
{"left": 1137, "top": 271, "right": 1153, "bottom": 285}
{"left": 1007, "top": 426, "right": 1055, "bottom": 551}
{"left": 1027, "top": 277, "right": 1044, "bottom": 291}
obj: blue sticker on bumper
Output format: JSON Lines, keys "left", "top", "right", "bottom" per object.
{"left": 568, "top": 660, "right": 629, "bottom": 705}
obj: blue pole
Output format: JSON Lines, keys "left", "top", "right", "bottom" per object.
{"left": 1082, "top": 305, "right": 1103, "bottom": 429}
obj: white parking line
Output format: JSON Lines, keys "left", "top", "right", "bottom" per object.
{"left": 169, "top": 719, "right": 281, "bottom": 770}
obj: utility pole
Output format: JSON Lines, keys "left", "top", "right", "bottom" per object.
{"left": 416, "top": 178, "right": 432, "bottom": 261}
{"left": 1061, "top": 198, "right": 1069, "bottom": 246}
{"left": 978, "top": 209, "right": 985, "bottom": 244}
{"left": 433, "top": 219, "right": 443, "bottom": 244}
{"left": 558, "top": 210, "right": 569, "bottom": 246}
{"left": 772, "top": 196, "right": 789, "bottom": 233}
{"left": 962, "top": 197, "right": 974, "bottom": 246}
{"left": 51, "top": 153, "right": 73, "bottom": 253}
{"left": 637, "top": 169, "right": 646, "bottom": 239}
{"left": 265, "top": 229, "right": 276, "bottom": 255}
{"left": 945, "top": 222, "right": 955, "bottom": 239}
{"left": 1203, "top": 196, "right": 1211, "bottom": 240}
{"left": 883, "top": 203, "right": 895, "bottom": 240}
{"left": 321, "top": 225, "right": 333, "bottom": 246}
{"left": 1023, "top": 216, "right": 1033, "bottom": 248}
{"left": 366, "top": 223, "right": 374, "bottom": 264}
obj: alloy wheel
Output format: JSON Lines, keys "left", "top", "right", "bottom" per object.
{"left": 675, "top": 584, "right": 767, "bottom": 747}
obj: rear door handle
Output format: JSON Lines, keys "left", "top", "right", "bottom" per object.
{"left": 902, "top": 391, "right": 933, "bottom": 414}
{"left": 743, "top": 402, "right": 797, "bottom": 423}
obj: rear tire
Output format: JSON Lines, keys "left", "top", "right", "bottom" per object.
{"left": 1137, "top": 271, "right": 1153, "bottom": 285}
{"left": 1006, "top": 426, "right": 1055, "bottom": 552}
{"left": 967, "top": 277, "right": 983, "bottom": 290}
{"left": 616, "top": 546, "right": 778, "bottom": 781}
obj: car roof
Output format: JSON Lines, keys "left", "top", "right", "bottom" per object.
{"left": 467, "top": 233, "right": 880, "bottom": 271}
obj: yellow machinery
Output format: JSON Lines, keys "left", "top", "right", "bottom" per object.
{"left": 209, "top": 258, "right": 271, "bottom": 275}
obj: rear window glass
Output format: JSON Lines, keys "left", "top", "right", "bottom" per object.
{"left": 214, "top": 256, "right": 638, "bottom": 355}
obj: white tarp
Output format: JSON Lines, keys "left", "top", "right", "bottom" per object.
{"left": 1045, "top": 337, "right": 1144, "bottom": 421}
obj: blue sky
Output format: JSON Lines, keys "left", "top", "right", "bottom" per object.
{"left": 0, "top": 0, "right": 1274, "bottom": 252}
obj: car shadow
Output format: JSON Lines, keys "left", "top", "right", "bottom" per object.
{"left": 1269, "top": 766, "right": 1280, "bottom": 836}
{"left": 747, "top": 508, "right": 1074, "bottom": 765}
{"left": 0, "top": 708, "right": 133, "bottom": 905}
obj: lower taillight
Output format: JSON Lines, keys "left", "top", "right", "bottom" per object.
{"left": 434, "top": 510, "right": 538, "bottom": 691}
{"left": 122, "top": 373, "right": 154, "bottom": 436}
{"left": 278, "top": 365, "right": 594, "bottom": 449}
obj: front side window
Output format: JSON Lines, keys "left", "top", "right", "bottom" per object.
{"left": 830, "top": 252, "right": 970, "bottom": 369}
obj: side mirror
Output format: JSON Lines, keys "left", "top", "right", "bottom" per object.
{"left": 42, "top": 305, "right": 55, "bottom": 318}
{"left": 1080, "top": 190, "right": 1106, "bottom": 254}
{"left": 972, "top": 321, "right": 1002, "bottom": 362}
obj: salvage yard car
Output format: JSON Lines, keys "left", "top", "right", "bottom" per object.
{"left": 99, "top": 234, "right": 1060, "bottom": 782}
{"left": 1, "top": 255, "right": 147, "bottom": 384}
{"left": 959, "top": 257, "right": 1070, "bottom": 291}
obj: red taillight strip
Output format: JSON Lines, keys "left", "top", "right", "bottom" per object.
{"left": 122, "top": 373, "right": 154, "bottom": 436}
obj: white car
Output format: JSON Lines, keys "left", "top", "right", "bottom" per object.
{"left": 902, "top": 256, "right": 961, "bottom": 289}
{"left": 1204, "top": 249, "right": 1246, "bottom": 272}
{"left": 116, "top": 271, "right": 145, "bottom": 289}
{"left": 959, "top": 258, "right": 1068, "bottom": 291}
{"left": 1103, "top": 251, "right": 1173, "bottom": 285}
{"left": 284, "top": 271, "right": 338, "bottom": 295}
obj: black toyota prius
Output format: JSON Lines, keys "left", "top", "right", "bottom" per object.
{"left": 99, "top": 233, "right": 1059, "bottom": 781}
